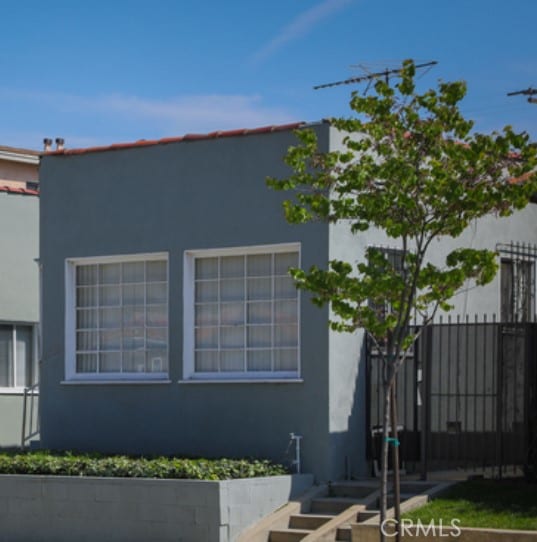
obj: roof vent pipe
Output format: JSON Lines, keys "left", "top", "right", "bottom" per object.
{"left": 55, "top": 138, "right": 65, "bottom": 151}
{"left": 43, "top": 138, "right": 53, "bottom": 152}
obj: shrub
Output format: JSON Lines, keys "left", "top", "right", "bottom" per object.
{"left": 0, "top": 451, "right": 288, "bottom": 480}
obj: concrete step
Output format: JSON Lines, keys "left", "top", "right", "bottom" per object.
{"left": 310, "top": 497, "right": 363, "bottom": 515}
{"left": 369, "top": 492, "right": 417, "bottom": 509}
{"left": 288, "top": 514, "right": 333, "bottom": 530}
{"left": 357, "top": 509, "right": 380, "bottom": 522}
{"left": 328, "top": 483, "right": 377, "bottom": 499}
{"left": 269, "top": 528, "right": 313, "bottom": 542}
{"left": 387, "top": 492, "right": 416, "bottom": 508}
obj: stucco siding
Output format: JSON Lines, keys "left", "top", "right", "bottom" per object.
{"left": 0, "top": 192, "right": 39, "bottom": 323}
{"left": 0, "top": 191, "right": 39, "bottom": 447}
{"left": 39, "top": 124, "right": 336, "bottom": 480}
{"left": 425, "top": 205, "right": 537, "bottom": 318}
{"left": 0, "top": 160, "right": 38, "bottom": 184}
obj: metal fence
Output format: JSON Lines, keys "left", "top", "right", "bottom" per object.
{"left": 366, "top": 317, "right": 537, "bottom": 479}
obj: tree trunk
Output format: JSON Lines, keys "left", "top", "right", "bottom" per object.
{"left": 379, "top": 378, "right": 391, "bottom": 542}
{"left": 390, "top": 381, "right": 401, "bottom": 542}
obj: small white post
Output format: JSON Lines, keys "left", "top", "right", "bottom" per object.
{"left": 289, "top": 433, "right": 303, "bottom": 474}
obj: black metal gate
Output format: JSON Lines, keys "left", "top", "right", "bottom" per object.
{"left": 366, "top": 319, "right": 537, "bottom": 478}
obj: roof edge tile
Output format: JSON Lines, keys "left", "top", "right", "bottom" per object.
{"left": 45, "top": 121, "right": 307, "bottom": 157}
{"left": 0, "top": 185, "right": 39, "bottom": 196}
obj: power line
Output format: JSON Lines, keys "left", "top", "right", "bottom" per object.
{"left": 313, "top": 61, "right": 438, "bottom": 90}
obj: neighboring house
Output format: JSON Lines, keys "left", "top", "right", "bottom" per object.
{"left": 0, "top": 144, "right": 39, "bottom": 190}
{"left": 0, "top": 145, "right": 40, "bottom": 448}
{"left": 38, "top": 122, "right": 537, "bottom": 481}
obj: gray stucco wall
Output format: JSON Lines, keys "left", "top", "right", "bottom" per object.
{"left": 325, "top": 126, "right": 368, "bottom": 480}
{"left": 0, "top": 473, "right": 313, "bottom": 542}
{"left": 0, "top": 192, "right": 39, "bottom": 323}
{"left": 39, "top": 124, "right": 345, "bottom": 481}
{"left": 0, "top": 392, "right": 39, "bottom": 448}
{"left": 0, "top": 191, "right": 39, "bottom": 447}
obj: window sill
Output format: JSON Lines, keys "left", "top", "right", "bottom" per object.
{"left": 178, "top": 379, "right": 304, "bottom": 385}
{"left": 0, "top": 387, "right": 39, "bottom": 395}
{"left": 61, "top": 380, "right": 172, "bottom": 386}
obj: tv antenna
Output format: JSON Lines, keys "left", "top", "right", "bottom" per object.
{"left": 313, "top": 60, "right": 438, "bottom": 90}
{"left": 507, "top": 87, "right": 537, "bottom": 104}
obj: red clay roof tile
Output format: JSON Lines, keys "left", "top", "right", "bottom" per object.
{"left": 0, "top": 185, "right": 39, "bottom": 196}
{"left": 45, "top": 122, "right": 306, "bottom": 157}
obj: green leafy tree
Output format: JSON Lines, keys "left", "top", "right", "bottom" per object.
{"left": 268, "top": 60, "right": 537, "bottom": 541}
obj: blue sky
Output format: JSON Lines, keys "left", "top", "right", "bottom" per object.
{"left": 3, "top": 0, "right": 537, "bottom": 150}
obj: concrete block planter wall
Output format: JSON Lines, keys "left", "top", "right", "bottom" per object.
{"left": 0, "top": 473, "right": 313, "bottom": 542}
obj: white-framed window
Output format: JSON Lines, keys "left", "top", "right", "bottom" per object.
{"left": 183, "top": 243, "right": 300, "bottom": 380}
{"left": 0, "top": 324, "right": 37, "bottom": 390}
{"left": 65, "top": 253, "right": 169, "bottom": 381}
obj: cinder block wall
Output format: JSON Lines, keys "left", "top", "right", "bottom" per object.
{"left": 0, "top": 474, "right": 313, "bottom": 542}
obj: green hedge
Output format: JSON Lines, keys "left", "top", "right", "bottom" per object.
{"left": 0, "top": 451, "right": 288, "bottom": 480}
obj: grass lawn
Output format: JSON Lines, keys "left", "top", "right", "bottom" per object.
{"left": 402, "top": 477, "right": 537, "bottom": 531}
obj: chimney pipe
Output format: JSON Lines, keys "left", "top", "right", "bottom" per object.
{"left": 43, "top": 138, "right": 53, "bottom": 152}
{"left": 55, "top": 138, "right": 65, "bottom": 151}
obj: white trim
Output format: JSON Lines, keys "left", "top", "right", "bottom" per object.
{"left": 64, "top": 252, "right": 169, "bottom": 381}
{"left": 65, "top": 252, "right": 168, "bottom": 266}
{"left": 0, "top": 150, "right": 39, "bottom": 165}
{"left": 11, "top": 326, "right": 16, "bottom": 386}
{"left": 186, "top": 370, "right": 300, "bottom": 380}
{"left": 37, "top": 260, "right": 43, "bottom": 366}
{"left": 0, "top": 387, "right": 39, "bottom": 395}
{"left": 61, "top": 380, "right": 172, "bottom": 386}
{"left": 0, "top": 323, "right": 36, "bottom": 389}
{"left": 65, "top": 259, "right": 76, "bottom": 381}
{"left": 32, "top": 324, "right": 39, "bottom": 386}
{"left": 183, "top": 250, "right": 195, "bottom": 380}
{"left": 0, "top": 320, "right": 37, "bottom": 326}
{"left": 184, "top": 243, "right": 300, "bottom": 259}
{"left": 183, "top": 242, "right": 301, "bottom": 381}
{"left": 64, "top": 373, "right": 169, "bottom": 382}
{"left": 178, "top": 379, "right": 304, "bottom": 385}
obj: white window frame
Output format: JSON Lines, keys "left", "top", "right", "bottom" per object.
{"left": 0, "top": 323, "right": 38, "bottom": 394}
{"left": 183, "top": 243, "right": 301, "bottom": 381}
{"left": 65, "top": 252, "right": 169, "bottom": 382}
